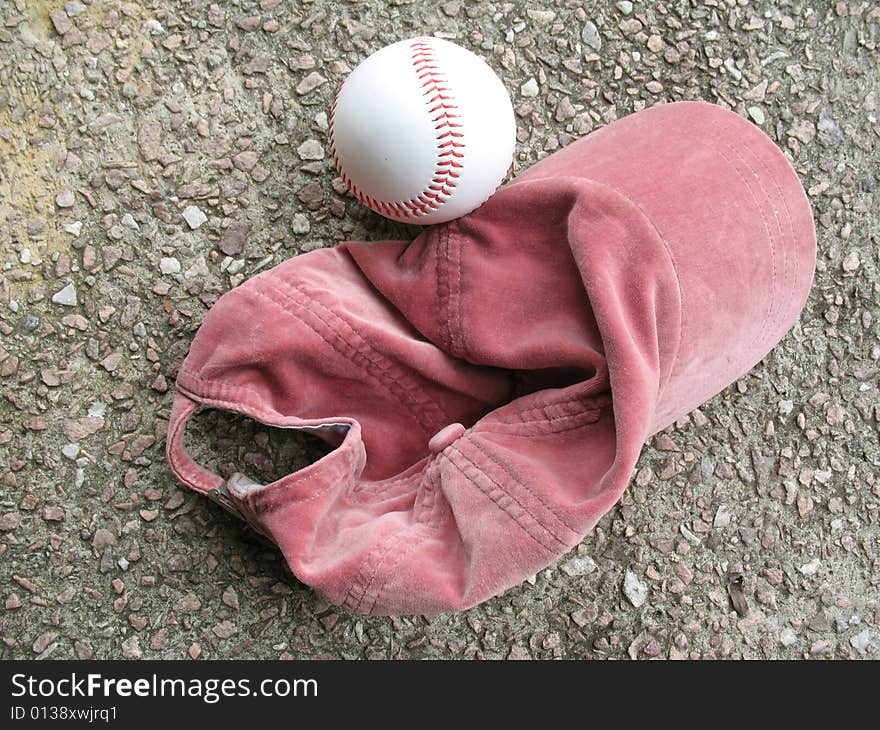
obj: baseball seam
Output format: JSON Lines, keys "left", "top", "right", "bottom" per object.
{"left": 328, "top": 37, "right": 465, "bottom": 220}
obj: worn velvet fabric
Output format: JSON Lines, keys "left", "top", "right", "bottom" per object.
{"left": 167, "top": 101, "right": 816, "bottom": 615}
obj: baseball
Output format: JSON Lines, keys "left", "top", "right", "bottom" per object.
{"left": 328, "top": 36, "right": 516, "bottom": 225}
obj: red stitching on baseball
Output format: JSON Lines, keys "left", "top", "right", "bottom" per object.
{"left": 328, "top": 37, "right": 464, "bottom": 220}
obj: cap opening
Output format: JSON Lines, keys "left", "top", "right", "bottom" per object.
{"left": 182, "top": 408, "right": 345, "bottom": 489}
{"left": 508, "top": 365, "right": 598, "bottom": 399}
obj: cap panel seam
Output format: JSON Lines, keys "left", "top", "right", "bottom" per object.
{"left": 701, "top": 139, "right": 780, "bottom": 368}
{"left": 177, "top": 366, "right": 280, "bottom": 413}
{"left": 347, "top": 459, "right": 429, "bottom": 501}
{"left": 506, "top": 388, "right": 612, "bottom": 425}
{"left": 736, "top": 128, "right": 799, "bottom": 352}
{"left": 347, "top": 404, "right": 613, "bottom": 608}
{"left": 439, "top": 221, "right": 469, "bottom": 360}
{"left": 445, "top": 448, "right": 567, "bottom": 554}
{"left": 453, "top": 223, "right": 468, "bottom": 359}
{"left": 461, "top": 438, "right": 580, "bottom": 536}
{"left": 578, "top": 178, "right": 684, "bottom": 402}
{"left": 446, "top": 445, "right": 572, "bottom": 552}
{"left": 716, "top": 134, "right": 797, "bottom": 360}
{"left": 251, "top": 280, "right": 453, "bottom": 435}
{"left": 176, "top": 279, "right": 452, "bottom": 438}
{"left": 435, "top": 224, "right": 454, "bottom": 353}
{"left": 343, "top": 461, "right": 445, "bottom": 612}
{"left": 278, "top": 282, "right": 452, "bottom": 427}
{"left": 478, "top": 403, "right": 611, "bottom": 435}
{"left": 363, "top": 489, "right": 447, "bottom": 614}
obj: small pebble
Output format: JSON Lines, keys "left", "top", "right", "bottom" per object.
{"left": 55, "top": 190, "right": 75, "bottom": 208}
{"left": 723, "top": 58, "right": 742, "bottom": 81}
{"left": 212, "top": 620, "right": 238, "bottom": 639}
{"left": 297, "top": 139, "right": 324, "bottom": 160}
{"left": 520, "top": 78, "right": 539, "bottom": 97}
{"left": 798, "top": 558, "right": 821, "bottom": 576}
{"left": 582, "top": 21, "right": 602, "bottom": 51}
{"left": 527, "top": 9, "right": 555, "bottom": 25}
{"left": 850, "top": 629, "right": 875, "bottom": 654}
{"left": 51, "top": 283, "right": 77, "bottom": 306}
{"left": 623, "top": 569, "right": 648, "bottom": 607}
{"left": 142, "top": 19, "right": 164, "bottom": 35}
{"left": 219, "top": 222, "right": 250, "bottom": 256}
{"left": 817, "top": 113, "right": 843, "bottom": 147}
{"left": 560, "top": 555, "right": 597, "bottom": 577}
{"left": 61, "top": 444, "right": 80, "bottom": 460}
{"left": 159, "top": 257, "right": 181, "bottom": 275}
{"left": 842, "top": 251, "right": 860, "bottom": 272}
{"left": 780, "top": 628, "right": 797, "bottom": 646}
{"left": 87, "top": 402, "right": 106, "bottom": 419}
{"left": 296, "top": 72, "right": 326, "bottom": 95}
{"left": 713, "top": 505, "right": 733, "bottom": 528}
{"left": 121, "top": 637, "right": 141, "bottom": 659}
{"left": 182, "top": 205, "right": 207, "bottom": 230}
{"left": 291, "top": 214, "right": 310, "bottom": 234}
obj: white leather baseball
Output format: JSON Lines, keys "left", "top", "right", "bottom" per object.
{"left": 329, "top": 36, "right": 515, "bottom": 225}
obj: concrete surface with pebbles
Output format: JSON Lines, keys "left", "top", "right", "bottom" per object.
{"left": 1, "top": 0, "right": 878, "bottom": 660}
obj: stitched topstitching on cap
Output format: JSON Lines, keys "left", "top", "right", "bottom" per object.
{"left": 249, "top": 278, "right": 454, "bottom": 434}
{"left": 347, "top": 463, "right": 428, "bottom": 502}
{"left": 723, "top": 133, "right": 800, "bottom": 353}
{"left": 453, "top": 223, "right": 467, "bottom": 360}
{"left": 705, "top": 140, "right": 780, "bottom": 365}
{"left": 445, "top": 446, "right": 570, "bottom": 553}
{"left": 435, "top": 225, "right": 455, "bottom": 353}
{"left": 701, "top": 129, "right": 801, "bottom": 391}
{"left": 343, "top": 460, "right": 446, "bottom": 612}
{"left": 465, "top": 437, "right": 580, "bottom": 535}
{"left": 581, "top": 178, "right": 685, "bottom": 401}
{"left": 436, "top": 223, "right": 469, "bottom": 360}
{"left": 480, "top": 403, "right": 607, "bottom": 435}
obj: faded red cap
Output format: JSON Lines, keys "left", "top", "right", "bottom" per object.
{"left": 167, "top": 102, "right": 815, "bottom": 614}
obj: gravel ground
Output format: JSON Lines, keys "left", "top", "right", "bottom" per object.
{"left": 1, "top": 0, "right": 878, "bottom": 661}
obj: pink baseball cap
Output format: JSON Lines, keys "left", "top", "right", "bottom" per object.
{"left": 167, "top": 101, "right": 815, "bottom": 614}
